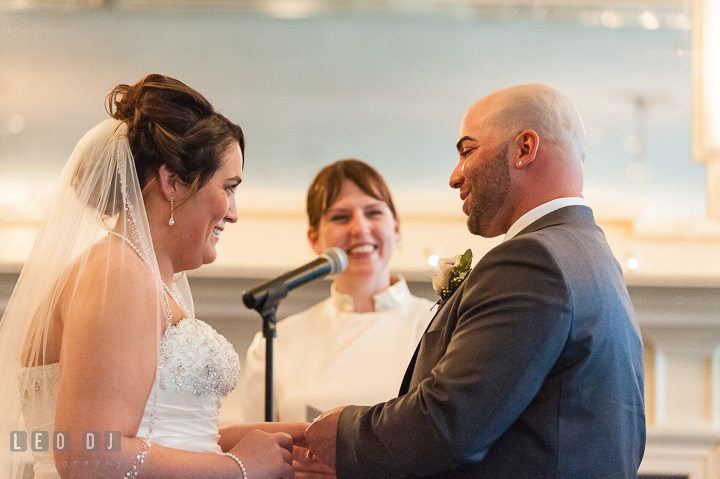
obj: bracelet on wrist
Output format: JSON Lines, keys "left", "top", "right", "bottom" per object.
{"left": 223, "top": 452, "right": 248, "bottom": 479}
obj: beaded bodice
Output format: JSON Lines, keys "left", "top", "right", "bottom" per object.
{"left": 19, "top": 363, "right": 60, "bottom": 478}
{"left": 134, "top": 316, "right": 239, "bottom": 454}
{"left": 20, "top": 362, "right": 60, "bottom": 413}
{"left": 157, "top": 317, "right": 240, "bottom": 397}
{"left": 19, "top": 317, "right": 240, "bottom": 477}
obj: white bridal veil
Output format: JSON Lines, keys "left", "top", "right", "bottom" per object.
{"left": 0, "top": 118, "right": 191, "bottom": 478}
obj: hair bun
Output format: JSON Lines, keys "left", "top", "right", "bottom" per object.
{"left": 103, "top": 74, "right": 244, "bottom": 197}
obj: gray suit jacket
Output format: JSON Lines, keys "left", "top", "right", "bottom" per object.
{"left": 336, "top": 206, "right": 646, "bottom": 478}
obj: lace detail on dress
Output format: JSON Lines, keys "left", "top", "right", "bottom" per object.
{"left": 19, "top": 362, "right": 60, "bottom": 411}
{"left": 157, "top": 318, "right": 239, "bottom": 397}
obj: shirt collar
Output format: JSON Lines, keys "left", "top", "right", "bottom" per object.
{"left": 331, "top": 275, "right": 411, "bottom": 313}
{"left": 503, "top": 197, "right": 588, "bottom": 242}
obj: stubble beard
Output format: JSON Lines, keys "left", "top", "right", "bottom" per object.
{"left": 466, "top": 144, "right": 511, "bottom": 237}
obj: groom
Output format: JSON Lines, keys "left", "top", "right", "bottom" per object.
{"left": 305, "top": 83, "right": 646, "bottom": 477}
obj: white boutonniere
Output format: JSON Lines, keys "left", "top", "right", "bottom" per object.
{"left": 432, "top": 249, "right": 473, "bottom": 302}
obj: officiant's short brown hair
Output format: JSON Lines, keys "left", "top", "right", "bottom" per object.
{"left": 306, "top": 159, "right": 398, "bottom": 230}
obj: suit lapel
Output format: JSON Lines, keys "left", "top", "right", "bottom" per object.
{"left": 398, "top": 303, "right": 444, "bottom": 396}
{"left": 398, "top": 207, "right": 594, "bottom": 398}
{"left": 398, "top": 341, "right": 421, "bottom": 396}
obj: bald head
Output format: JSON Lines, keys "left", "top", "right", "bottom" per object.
{"left": 451, "top": 84, "right": 587, "bottom": 237}
{"left": 468, "top": 83, "right": 586, "bottom": 163}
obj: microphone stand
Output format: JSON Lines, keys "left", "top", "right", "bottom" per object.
{"left": 242, "top": 248, "right": 347, "bottom": 422}
{"left": 252, "top": 278, "right": 289, "bottom": 422}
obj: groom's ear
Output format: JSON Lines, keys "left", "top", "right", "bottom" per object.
{"left": 307, "top": 227, "right": 324, "bottom": 255}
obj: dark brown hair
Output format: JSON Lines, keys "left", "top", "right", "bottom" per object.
{"left": 107, "top": 73, "right": 244, "bottom": 198}
{"left": 306, "top": 159, "right": 397, "bottom": 230}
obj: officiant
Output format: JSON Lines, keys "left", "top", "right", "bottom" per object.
{"left": 239, "top": 159, "right": 434, "bottom": 426}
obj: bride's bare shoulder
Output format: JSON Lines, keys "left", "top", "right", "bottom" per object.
{"left": 23, "top": 236, "right": 157, "bottom": 366}
{"left": 62, "top": 236, "right": 158, "bottom": 316}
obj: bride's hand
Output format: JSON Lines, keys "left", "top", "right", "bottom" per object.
{"left": 292, "top": 446, "right": 336, "bottom": 478}
{"left": 228, "top": 429, "right": 294, "bottom": 479}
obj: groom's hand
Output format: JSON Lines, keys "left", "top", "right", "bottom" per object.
{"left": 305, "top": 405, "right": 346, "bottom": 471}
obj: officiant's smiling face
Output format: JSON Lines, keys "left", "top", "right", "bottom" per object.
{"left": 309, "top": 179, "right": 400, "bottom": 281}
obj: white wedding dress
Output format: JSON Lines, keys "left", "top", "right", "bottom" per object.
{"left": 20, "top": 317, "right": 240, "bottom": 478}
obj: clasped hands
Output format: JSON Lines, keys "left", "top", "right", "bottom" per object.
{"left": 294, "top": 406, "right": 346, "bottom": 479}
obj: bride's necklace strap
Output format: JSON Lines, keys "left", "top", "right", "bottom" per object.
{"left": 108, "top": 231, "right": 188, "bottom": 312}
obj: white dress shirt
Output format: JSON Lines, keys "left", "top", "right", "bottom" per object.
{"left": 504, "top": 197, "right": 588, "bottom": 242}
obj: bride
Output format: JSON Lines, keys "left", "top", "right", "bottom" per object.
{"left": 0, "top": 74, "right": 308, "bottom": 478}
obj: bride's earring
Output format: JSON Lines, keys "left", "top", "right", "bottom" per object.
{"left": 169, "top": 197, "right": 175, "bottom": 226}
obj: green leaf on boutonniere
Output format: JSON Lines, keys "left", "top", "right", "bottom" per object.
{"left": 455, "top": 249, "right": 473, "bottom": 274}
{"left": 434, "top": 249, "right": 473, "bottom": 302}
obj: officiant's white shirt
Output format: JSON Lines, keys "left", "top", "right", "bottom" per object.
{"left": 239, "top": 276, "right": 434, "bottom": 422}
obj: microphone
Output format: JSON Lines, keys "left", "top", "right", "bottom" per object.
{"left": 242, "top": 247, "right": 348, "bottom": 310}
